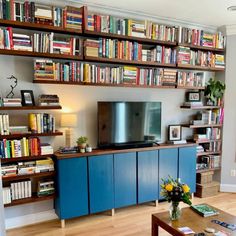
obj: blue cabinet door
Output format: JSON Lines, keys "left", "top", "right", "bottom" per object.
{"left": 114, "top": 152, "right": 136, "bottom": 208}
{"left": 55, "top": 157, "right": 88, "bottom": 219}
{"left": 137, "top": 150, "right": 158, "bottom": 203}
{"left": 178, "top": 146, "right": 197, "bottom": 193}
{"left": 88, "top": 154, "right": 114, "bottom": 213}
{"left": 159, "top": 148, "right": 178, "bottom": 199}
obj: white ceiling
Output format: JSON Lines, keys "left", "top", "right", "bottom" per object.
{"left": 70, "top": 0, "right": 236, "bottom": 28}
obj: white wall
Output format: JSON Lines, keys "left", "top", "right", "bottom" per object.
{"left": 220, "top": 34, "right": 236, "bottom": 192}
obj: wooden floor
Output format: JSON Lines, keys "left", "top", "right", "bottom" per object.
{"left": 7, "top": 193, "right": 236, "bottom": 236}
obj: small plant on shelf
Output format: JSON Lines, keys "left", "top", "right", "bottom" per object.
{"left": 76, "top": 136, "right": 88, "bottom": 149}
{"left": 204, "top": 78, "right": 225, "bottom": 106}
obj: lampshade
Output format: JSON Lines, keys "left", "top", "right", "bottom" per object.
{"left": 61, "top": 113, "right": 77, "bottom": 128}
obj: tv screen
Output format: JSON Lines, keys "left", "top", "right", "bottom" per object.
{"left": 97, "top": 101, "right": 161, "bottom": 148}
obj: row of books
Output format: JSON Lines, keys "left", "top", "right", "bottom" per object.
{"left": 85, "top": 38, "right": 176, "bottom": 64}
{"left": 37, "top": 180, "right": 55, "bottom": 197}
{"left": 198, "top": 109, "right": 224, "bottom": 125}
{"left": 28, "top": 113, "right": 56, "bottom": 134}
{"left": 198, "top": 155, "right": 221, "bottom": 169}
{"left": 178, "top": 46, "right": 225, "bottom": 68}
{"left": 201, "top": 141, "right": 222, "bottom": 153}
{"left": 0, "top": 113, "right": 9, "bottom": 135}
{"left": 0, "top": 1, "right": 83, "bottom": 29}
{"left": 1, "top": 157, "right": 54, "bottom": 177}
{"left": 10, "top": 180, "right": 32, "bottom": 201}
{"left": 177, "top": 71, "right": 205, "bottom": 87}
{"left": 178, "top": 27, "right": 225, "bottom": 49}
{"left": 2, "top": 187, "right": 11, "bottom": 204}
{"left": 194, "top": 128, "right": 221, "bottom": 141}
{"left": 87, "top": 14, "right": 177, "bottom": 42}
{"left": 0, "top": 28, "right": 81, "bottom": 55}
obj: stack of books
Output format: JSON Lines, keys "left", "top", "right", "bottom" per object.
{"left": 34, "top": 5, "right": 53, "bottom": 25}
{"left": 123, "top": 66, "right": 137, "bottom": 84}
{"left": 37, "top": 180, "right": 54, "bottom": 197}
{"left": 13, "top": 32, "right": 32, "bottom": 51}
{"left": 11, "top": 180, "right": 32, "bottom": 200}
{"left": 161, "top": 69, "right": 177, "bottom": 86}
{"left": 177, "top": 71, "right": 205, "bottom": 87}
{"left": 1, "top": 164, "right": 17, "bottom": 177}
{"left": 9, "top": 126, "right": 28, "bottom": 134}
{"left": 38, "top": 94, "right": 60, "bottom": 106}
{"left": 178, "top": 46, "right": 191, "bottom": 64}
{"left": 84, "top": 39, "right": 99, "bottom": 57}
{"left": 215, "top": 54, "right": 225, "bottom": 68}
{"left": 34, "top": 59, "right": 55, "bottom": 80}
{"left": 2, "top": 98, "right": 22, "bottom": 107}
{"left": 18, "top": 161, "right": 36, "bottom": 175}
{"left": 0, "top": 113, "right": 10, "bottom": 135}
{"left": 53, "top": 36, "right": 80, "bottom": 55}
{"left": 35, "top": 157, "right": 54, "bottom": 173}
{"left": 40, "top": 143, "right": 53, "bottom": 155}
{"left": 129, "top": 19, "right": 146, "bottom": 38}
{"left": 63, "top": 6, "right": 83, "bottom": 30}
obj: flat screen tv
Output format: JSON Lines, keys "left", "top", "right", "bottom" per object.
{"left": 97, "top": 101, "right": 161, "bottom": 148}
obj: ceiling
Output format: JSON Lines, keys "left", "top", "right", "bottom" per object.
{"left": 69, "top": 0, "right": 236, "bottom": 28}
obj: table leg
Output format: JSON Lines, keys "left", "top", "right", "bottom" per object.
{"left": 152, "top": 217, "right": 159, "bottom": 236}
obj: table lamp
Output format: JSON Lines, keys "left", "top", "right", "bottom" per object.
{"left": 61, "top": 113, "right": 77, "bottom": 147}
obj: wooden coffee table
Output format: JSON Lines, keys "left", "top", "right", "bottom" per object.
{"left": 152, "top": 205, "right": 236, "bottom": 235}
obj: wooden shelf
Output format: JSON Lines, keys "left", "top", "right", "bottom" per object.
{"left": 177, "top": 64, "right": 225, "bottom": 72}
{"left": 4, "top": 194, "right": 55, "bottom": 207}
{"left": 182, "top": 124, "right": 223, "bottom": 128}
{"left": 33, "top": 80, "right": 177, "bottom": 89}
{"left": 195, "top": 139, "right": 222, "bottom": 144}
{"left": 0, "top": 105, "right": 62, "bottom": 110}
{"left": 2, "top": 171, "right": 55, "bottom": 182}
{"left": 176, "top": 86, "right": 205, "bottom": 90}
{"left": 84, "top": 29, "right": 177, "bottom": 46}
{"left": 0, "top": 155, "right": 53, "bottom": 164}
{"left": 196, "top": 167, "right": 221, "bottom": 173}
{"left": 178, "top": 43, "right": 225, "bottom": 53}
{"left": 0, "top": 49, "right": 83, "bottom": 61}
{"left": 180, "top": 105, "right": 222, "bottom": 109}
{"left": 0, "top": 131, "right": 63, "bottom": 139}
{"left": 84, "top": 55, "right": 176, "bottom": 68}
{"left": 0, "top": 19, "right": 83, "bottom": 35}
{"left": 197, "top": 151, "right": 221, "bottom": 157}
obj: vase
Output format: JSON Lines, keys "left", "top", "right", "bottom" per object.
{"left": 169, "top": 202, "right": 181, "bottom": 220}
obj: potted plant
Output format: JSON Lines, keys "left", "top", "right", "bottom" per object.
{"left": 204, "top": 78, "right": 226, "bottom": 106}
{"left": 76, "top": 136, "right": 88, "bottom": 149}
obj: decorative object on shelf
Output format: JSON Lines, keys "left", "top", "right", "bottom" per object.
{"left": 6, "top": 75, "right": 18, "bottom": 98}
{"left": 186, "top": 91, "right": 201, "bottom": 102}
{"left": 204, "top": 78, "right": 225, "bottom": 106}
{"left": 20, "top": 90, "right": 35, "bottom": 106}
{"left": 161, "top": 176, "right": 192, "bottom": 220}
{"left": 168, "top": 125, "right": 182, "bottom": 141}
{"left": 61, "top": 113, "right": 77, "bottom": 147}
{"left": 85, "top": 145, "right": 92, "bottom": 152}
{"left": 76, "top": 136, "right": 88, "bottom": 150}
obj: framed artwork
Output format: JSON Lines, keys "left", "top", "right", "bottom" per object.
{"left": 168, "top": 125, "right": 182, "bottom": 141}
{"left": 186, "top": 91, "right": 201, "bottom": 102}
{"left": 21, "top": 90, "right": 35, "bottom": 106}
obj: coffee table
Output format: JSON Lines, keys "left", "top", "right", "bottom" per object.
{"left": 152, "top": 205, "right": 236, "bottom": 235}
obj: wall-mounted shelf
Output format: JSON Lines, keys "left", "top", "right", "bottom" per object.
{"left": 178, "top": 43, "right": 225, "bottom": 53}
{"left": 182, "top": 124, "right": 223, "bottom": 128}
{"left": 197, "top": 151, "right": 221, "bottom": 157}
{"left": 196, "top": 167, "right": 221, "bottom": 173}
{"left": 180, "top": 105, "right": 222, "bottom": 109}
{"left": 0, "top": 106, "right": 62, "bottom": 110}
{"left": 0, "top": 155, "right": 54, "bottom": 164}
{"left": 177, "top": 64, "right": 225, "bottom": 72}
{"left": 0, "top": 131, "right": 63, "bottom": 139}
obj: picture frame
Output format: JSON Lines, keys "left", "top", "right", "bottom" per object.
{"left": 168, "top": 125, "right": 182, "bottom": 141}
{"left": 186, "top": 91, "right": 201, "bottom": 102}
{"left": 21, "top": 90, "right": 35, "bottom": 106}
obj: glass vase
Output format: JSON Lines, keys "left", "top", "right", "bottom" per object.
{"left": 169, "top": 201, "right": 181, "bottom": 220}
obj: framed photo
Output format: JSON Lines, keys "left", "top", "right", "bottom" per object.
{"left": 186, "top": 91, "right": 201, "bottom": 102}
{"left": 21, "top": 90, "right": 35, "bottom": 106}
{"left": 168, "top": 125, "right": 182, "bottom": 141}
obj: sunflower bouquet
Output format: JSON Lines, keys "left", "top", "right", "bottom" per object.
{"left": 161, "top": 176, "right": 192, "bottom": 220}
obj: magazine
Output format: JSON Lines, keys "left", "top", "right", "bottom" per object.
{"left": 191, "top": 204, "right": 219, "bottom": 217}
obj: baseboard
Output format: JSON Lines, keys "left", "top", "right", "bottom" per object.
{"left": 220, "top": 184, "right": 236, "bottom": 193}
{"left": 5, "top": 210, "right": 58, "bottom": 230}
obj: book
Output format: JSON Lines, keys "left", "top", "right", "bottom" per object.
{"left": 178, "top": 227, "right": 195, "bottom": 235}
{"left": 191, "top": 204, "right": 219, "bottom": 217}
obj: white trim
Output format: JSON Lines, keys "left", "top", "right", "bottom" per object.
{"left": 5, "top": 210, "right": 58, "bottom": 230}
{"left": 226, "top": 25, "right": 236, "bottom": 35}
{"left": 220, "top": 184, "right": 236, "bottom": 193}
{"left": 67, "top": 0, "right": 217, "bottom": 32}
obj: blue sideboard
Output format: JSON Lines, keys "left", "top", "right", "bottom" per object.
{"left": 55, "top": 144, "right": 196, "bottom": 221}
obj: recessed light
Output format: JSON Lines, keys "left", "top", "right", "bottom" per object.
{"left": 227, "top": 6, "right": 236, "bottom": 11}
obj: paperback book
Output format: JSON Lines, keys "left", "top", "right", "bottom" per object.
{"left": 191, "top": 204, "right": 219, "bottom": 217}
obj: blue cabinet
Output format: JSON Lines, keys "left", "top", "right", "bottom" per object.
{"left": 114, "top": 152, "right": 136, "bottom": 208}
{"left": 158, "top": 148, "right": 178, "bottom": 199}
{"left": 137, "top": 150, "right": 158, "bottom": 203}
{"left": 88, "top": 154, "right": 114, "bottom": 213}
{"left": 178, "top": 146, "right": 196, "bottom": 193}
{"left": 55, "top": 157, "right": 88, "bottom": 219}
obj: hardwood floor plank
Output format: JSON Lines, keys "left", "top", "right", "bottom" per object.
{"left": 6, "top": 193, "right": 236, "bottom": 236}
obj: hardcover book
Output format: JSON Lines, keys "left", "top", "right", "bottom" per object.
{"left": 191, "top": 204, "right": 219, "bottom": 217}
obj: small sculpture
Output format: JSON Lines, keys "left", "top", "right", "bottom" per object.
{"left": 6, "top": 75, "right": 18, "bottom": 98}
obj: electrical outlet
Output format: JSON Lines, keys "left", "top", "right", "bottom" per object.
{"left": 230, "top": 169, "right": 236, "bottom": 177}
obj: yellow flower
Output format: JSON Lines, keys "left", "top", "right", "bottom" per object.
{"left": 165, "top": 184, "right": 173, "bottom": 192}
{"left": 182, "top": 184, "right": 190, "bottom": 193}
